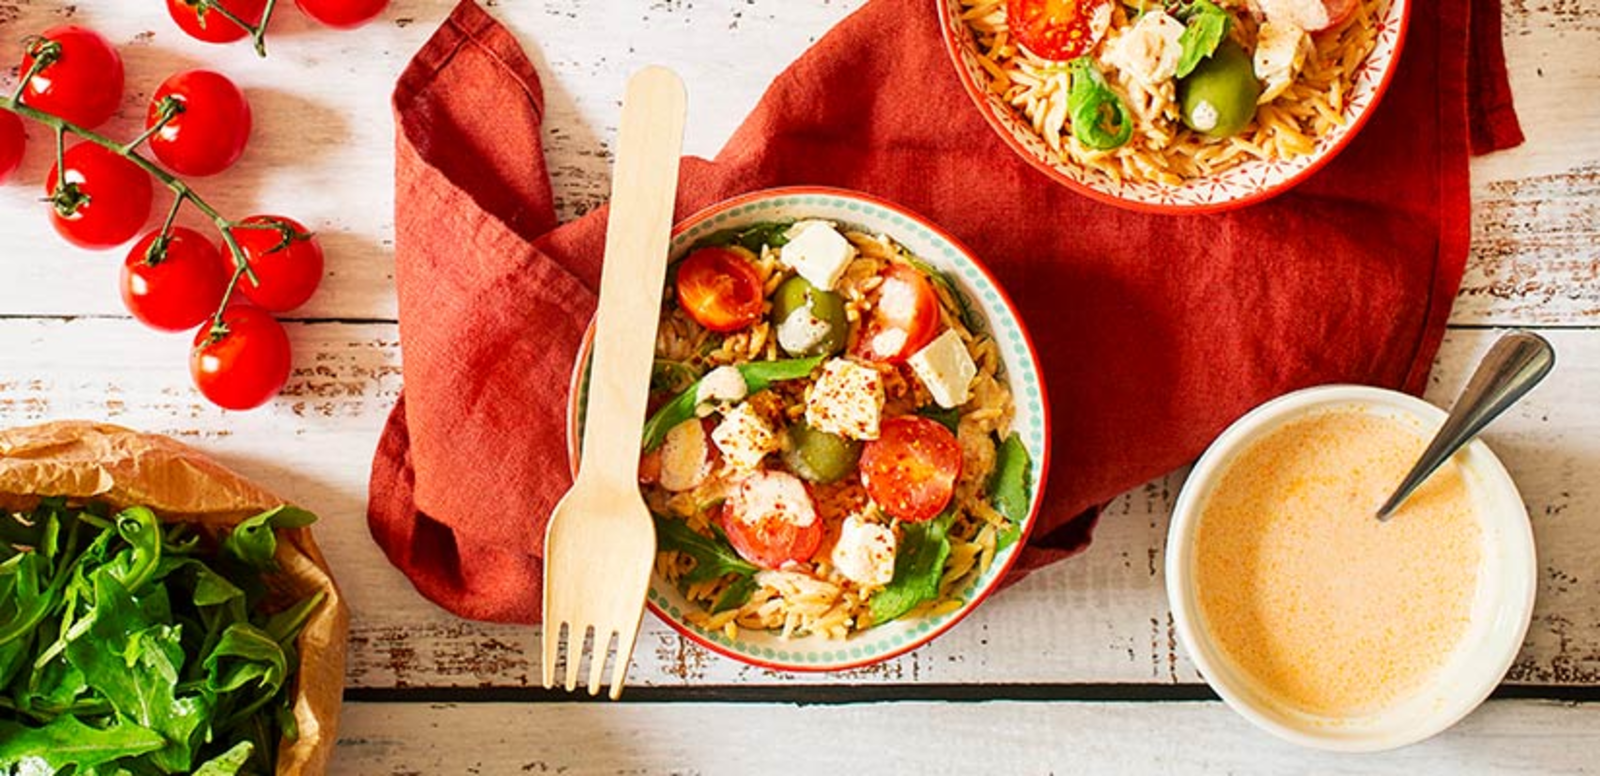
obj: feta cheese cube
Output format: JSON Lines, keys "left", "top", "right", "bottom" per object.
{"left": 696, "top": 365, "right": 748, "bottom": 406}
{"left": 711, "top": 402, "right": 778, "bottom": 472}
{"left": 1253, "top": 21, "right": 1312, "bottom": 104}
{"left": 780, "top": 221, "right": 856, "bottom": 291}
{"left": 907, "top": 329, "right": 977, "bottom": 409}
{"left": 831, "top": 514, "right": 897, "bottom": 588}
{"left": 1100, "top": 10, "right": 1186, "bottom": 88}
{"left": 1258, "top": 0, "right": 1329, "bottom": 31}
{"left": 805, "top": 358, "right": 885, "bottom": 440}
{"left": 728, "top": 470, "right": 818, "bottom": 530}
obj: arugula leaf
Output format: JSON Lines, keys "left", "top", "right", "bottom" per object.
{"left": 711, "top": 575, "right": 761, "bottom": 614}
{"left": 919, "top": 405, "right": 961, "bottom": 435}
{"left": 990, "top": 433, "right": 1034, "bottom": 552}
{"left": 696, "top": 220, "right": 797, "bottom": 254}
{"left": 902, "top": 254, "right": 982, "bottom": 334}
{"left": 113, "top": 506, "right": 162, "bottom": 593}
{"left": 641, "top": 356, "right": 824, "bottom": 451}
{"left": 653, "top": 514, "right": 759, "bottom": 585}
{"left": 652, "top": 358, "right": 703, "bottom": 394}
{"left": 1175, "top": 0, "right": 1230, "bottom": 78}
{"left": 1066, "top": 57, "right": 1134, "bottom": 150}
{"left": 205, "top": 623, "right": 288, "bottom": 696}
{"left": 222, "top": 505, "right": 318, "bottom": 572}
{"left": 264, "top": 590, "right": 326, "bottom": 647}
{"left": 193, "top": 741, "right": 254, "bottom": 775}
{"left": 868, "top": 510, "right": 957, "bottom": 626}
{"left": 0, "top": 715, "right": 166, "bottom": 771}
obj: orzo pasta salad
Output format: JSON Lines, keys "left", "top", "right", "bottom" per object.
{"left": 960, "top": 0, "right": 1384, "bottom": 184}
{"left": 641, "top": 220, "right": 1033, "bottom": 640}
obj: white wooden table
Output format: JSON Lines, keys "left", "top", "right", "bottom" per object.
{"left": 2, "top": 0, "right": 1597, "bottom": 772}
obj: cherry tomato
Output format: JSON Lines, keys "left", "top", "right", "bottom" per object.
{"left": 121, "top": 227, "right": 229, "bottom": 332}
{"left": 1317, "top": 0, "right": 1360, "bottom": 30}
{"left": 166, "top": 0, "right": 268, "bottom": 44}
{"left": 295, "top": 0, "right": 390, "bottom": 28}
{"left": 45, "top": 142, "right": 153, "bottom": 250}
{"left": 230, "top": 216, "right": 324, "bottom": 312}
{"left": 859, "top": 416, "right": 963, "bottom": 523}
{"left": 147, "top": 70, "right": 252, "bottom": 177}
{"left": 854, "top": 264, "right": 942, "bottom": 363}
{"left": 190, "top": 305, "right": 292, "bottom": 410}
{"left": 1007, "top": 0, "right": 1111, "bottom": 61}
{"left": 675, "top": 247, "right": 765, "bottom": 333}
{"left": 0, "top": 111, "right": 24, "bottom": 183}
{"left": 719, "top": 470, "right": 824, "bottom": 569}
{"left": 19, "top": 26, "right": 124, "bottom": 129}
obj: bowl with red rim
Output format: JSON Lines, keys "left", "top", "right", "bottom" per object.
{"left": 566, "top": 186, "right": 1051, "bottom": 671}
{"left": 935, "top": 0, "right": 1411, "bottom": 213}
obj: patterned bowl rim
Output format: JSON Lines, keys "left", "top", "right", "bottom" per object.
{"left": 932, "top": 0, "right": 1414, "bottom": 214}
{"left": 564, "top": 185, "right": 1053, "bottom": 672}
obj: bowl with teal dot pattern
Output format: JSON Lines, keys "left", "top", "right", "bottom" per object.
{"left": 566, "top": 187, "right": 1051, "bottom": 672}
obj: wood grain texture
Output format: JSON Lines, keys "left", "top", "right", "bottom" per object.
{"left": 331, "top": 699, "right": 1600, "bottom": 774}
{"left": 0, "top": 321, "right": 1594, "bottom": 688}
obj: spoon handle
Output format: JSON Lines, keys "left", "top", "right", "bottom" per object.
{"left": 1376, "top": 331, "right": 1555, "bottom": 521}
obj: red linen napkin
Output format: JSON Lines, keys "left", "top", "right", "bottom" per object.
{"left": 369, "top": 0, "right": 1523, "bottom": 623}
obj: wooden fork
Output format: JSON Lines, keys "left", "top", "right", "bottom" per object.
{"left": 540, "top": 66, "right": 686, "bottom": 699}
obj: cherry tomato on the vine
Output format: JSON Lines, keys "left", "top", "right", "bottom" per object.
{"left": 190, "top": 305, "right": 292, "bottom": 410}
{"left": 0, "top": 112, "right": 24, "bottom": 183}
{"left": 45, "top": 142, "right": 153, "bottom": 250}
{"left": 148, "top": 70, "right": 252, "bottom": 177}
{"left": 229, "top": 215, "right": 324, "bottom": 312}
{"left": 295, "top": 0, "right": 390, "bottom": 28}
{"left": 20, "top": 26, "right": 124, "bottom": 129}
{"left": 166, "top": 0, "right": 269, "bottom": 44}
{"left": 121, "top": 227, "right": 229, "bottom": 332}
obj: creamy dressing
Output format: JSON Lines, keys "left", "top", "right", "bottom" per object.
{"left": 1195, "top": 409, "right": 1482, "bottom": 717}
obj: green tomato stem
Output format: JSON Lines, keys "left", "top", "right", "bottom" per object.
{"left": 194, "top": 0, "right": 280, "bottom": 58}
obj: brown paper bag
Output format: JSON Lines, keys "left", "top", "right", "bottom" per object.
{"left": 0, "top": 420, "right": 349, "bottom": 775}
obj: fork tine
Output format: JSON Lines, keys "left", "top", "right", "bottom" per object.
{"left": 608, "top": 619, "right": 642, "bottom": 701}
{"left": 541, "top": 621, "right": 562, "bottom": 689}
{"left": 564, "top": 625, "right": 589, "bottom": 692}
{"left": 587, "top": 628, "right": 615, "bottom": 696}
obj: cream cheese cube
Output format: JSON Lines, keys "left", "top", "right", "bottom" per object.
{"left": 831, "top": 514, "right": 897, "bottom": 588}
{"left": 711, "top": 402, "right": 778, "bottom": 472}
{"left": 780, "top": 221, "right": 856, "bottom": 291}
{"left": 805, "top": 358, "right": 885, "bottom": 440}
{"left": 907, "top": 329, "right": 977, "bottom": 409}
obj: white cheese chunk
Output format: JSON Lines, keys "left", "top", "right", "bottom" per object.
{"left": 696, "top": 365, "right": 748, "bottom": 406}
{"left": 805, "top": 358, "right": 885, "bottom": 441}
{"left": 1253, "top": 21, "right": 1312, "bottom": 104}
{"left": 831, "top": 514, "right": 897, "bottom": 588}
{"left": 1100, "top": 10, "right": 1186, "bottom": 89}
{"left": 728, "top": 470, "right": 817, "bottom": 529}
{"left": 780, "top": 221, "right": 856, "bottom": 291}
{"left": 711, "top": 402, "right": 778, "bottom": 472}
{"left": 907, "top": 329, "right": 977, "bottom": 409}
{"left": 1258, "top": 0, "right": 1329, "bottom": 31}
{"left": 657, "top": 419, "right": 714, "bottom": 493}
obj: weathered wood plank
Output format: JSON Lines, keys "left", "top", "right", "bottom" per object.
{"left": 331, "top": 699, "right": 1600, "bottom": 773}
{"left": 0, "top": 319, "right": 1594, "bottom": 688}
{"left": 0, "top": 0, "right": 1595, "bottom": 324}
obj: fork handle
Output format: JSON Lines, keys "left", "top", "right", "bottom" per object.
{"left": 578, "top": 68, "right": 688, "bottom": 486}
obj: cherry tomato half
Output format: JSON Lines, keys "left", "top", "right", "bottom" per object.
{"left": 230, "top": 215, "right": 324, "bottom": 312}
{"left": 0, "top": 111, "right": 24, "bottom": 183}
{"left": 860, "top": 416, "right": 963, "bottom": 523}
{"left": 166, "top": 0, "right": 268, "bottom": 44}
{"left": 295, "top": 0, "right": 390, "bottom": 28}
{"left": 675, "top": 247, "right": 765, "bottom": 333}
{"left": 720, "top": 470, "right": 824, "bottom": 569}
{"left": 121, "top": 227, "right": 229, "bottom": 332}
{"left": 148, "top": 70, "right": 252, "bottom": 177}
{"left": 1007, "top": 0, "right": 1111, "bottom": 61}
{"left": 20, "top": 26, "right": 124, "bottom": 129}
{"left": 190, "top": 305, "right": 292, "bottom": 410}
{"left": 45, "top": 142, "right": 153, "bottom": 250}
{"left": 854, "top": 263, "right": 942, "bottom": 363}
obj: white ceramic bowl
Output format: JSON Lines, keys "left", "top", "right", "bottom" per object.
{"left": 1165, "top": 385, "right": 1536, "bottom": 751}
{"left": 568, "top": 186, "right": 1051, "bottom": 672}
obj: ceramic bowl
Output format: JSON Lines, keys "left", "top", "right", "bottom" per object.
{"left": 935, "top": 0, "right": 1411, "bottom": 213}
{"left": 568, "top": 186, "right": 1050, "bottom": 671}
{"left": 1165, "top": 385, "right": 1536, "bottom": 750}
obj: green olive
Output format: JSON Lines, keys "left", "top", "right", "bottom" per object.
{"left": 1178, "top": 40, "right": 1262, "bottom": 138}
{"left": 783, "top": 421, "right": 862, "bottom": 484}
{"left": 771, "top": 276, "right": 849, "bottom": 358}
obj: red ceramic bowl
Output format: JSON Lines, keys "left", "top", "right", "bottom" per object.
{"left": 935, "top": 0, "right": 1411, "bottom": 213}
{"left": 566, "top": 187, "right": 1051, "bottom": 671}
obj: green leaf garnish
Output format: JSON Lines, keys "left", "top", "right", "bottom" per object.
{"left": 868, "top": 509, "right": 957, "bottom": 626}
{"left": 1175, "top": 0, "right": 1230, "bottom": 78}
{"left": 990, "top": 433, "right": 1034, "bottom": 552}
{"left": 1066, "top": 57, "right": 1134, "bottom": 150}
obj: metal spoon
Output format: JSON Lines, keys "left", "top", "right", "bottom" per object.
{"left": 1376, "top": 331, "right": 1555, "bottom": 521}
